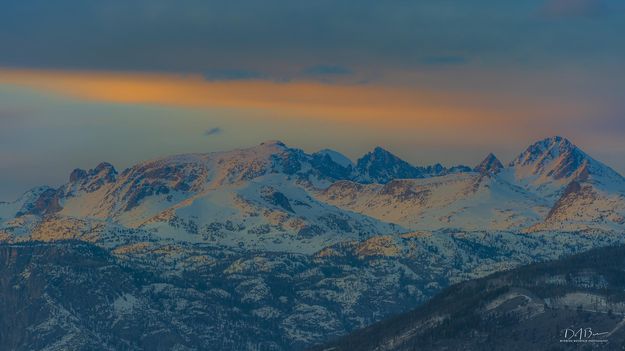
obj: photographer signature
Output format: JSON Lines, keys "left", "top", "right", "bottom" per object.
{"left": 560, "top": 328, "right": 609, "bottom": 343}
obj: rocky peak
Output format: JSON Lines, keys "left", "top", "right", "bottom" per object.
{"left": 311, "top": 149, "right": 354, "bottom": 180}
{"left": 474, "top": 153, "right": 503, "bottom": 175}
{"left": 356, "top": 147, "right": 423, "bottom": 183}
{"left": 507, "top": 136, "right": 624, "bottom": 198}
{"left": 16, "top": 188, "right": 62, "bottom": 217}
{"left": 93, "top": 162, "right": 117, "bottom": 182}
{"left": 510, "top": 136, "right": 604, "bottom": 180}
{"left": 67, "top": 162, "right": 117, "bottom": 193}
{"left": 314, "top": 149, "right": 353, "bottom": 168}
{"left": 423, "top": 163, "right": 447, "bottom": 177}
{"left": 509, "top": 136, "right": 576, "bottom": 169}
{"left": 448, "top": 165, "right": 472, "bottom": 174}
{"left": 69, "top": 168, "right": 88, "bottom": 183}
{"left": 70, "top": 162, "right": 117, "bottom": 183}
{"left": 259, "top": 140, "right": 287, "bottom": 149}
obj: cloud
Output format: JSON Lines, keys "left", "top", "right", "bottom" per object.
{"left": 204, "top": 127, "right": 223, "bottom": 136}
{"left": 203, "top": 69, "right": 264, "bottom": 81}
{"left": 540, "top": 0, "right": 606, "bottom": 18}
{"left": 0, "top": 67, "right": 608, "bottom": 144}
{"left": 303, "top": 65, "right": 352, "bottom": 76}
{"left": 0, "top": 0, "right": 623, "bottom": 80}
{"left": 420, "top": 56, "right": 468, "bottom": 66}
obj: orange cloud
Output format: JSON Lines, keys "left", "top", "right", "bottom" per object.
{"left": 0, "top": 67, "right": 599, "bottom": 144}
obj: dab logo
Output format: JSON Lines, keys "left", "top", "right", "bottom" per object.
{"left": 560, "top": 327, "right": 609, "bottom": 343}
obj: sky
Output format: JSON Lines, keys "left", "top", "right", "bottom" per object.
{"left": 1, "top": 0, "right": 625, "bottom": 200}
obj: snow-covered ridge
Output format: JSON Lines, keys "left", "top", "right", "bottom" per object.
{"left": 1, "top": 136, "right": 624, "bottom": 252}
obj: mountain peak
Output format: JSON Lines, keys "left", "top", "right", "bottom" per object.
{"left": 67, "top": 162, "right": 117, "bottom": 193}
{"left": 360, "top": 146, "right": 401, "bottom": 163}
{"left": 69, "top": 162, "right": 117, "bottom": 182}
{"left": 474, "top": 153, "right": 503, "bottom": 175}
{"left": 314, "top": 149, "right": 354, "bottom": 168}
{"left": 509, "top": 136, "right": 624, "bottom": 196}
{"left": 510, "top": 136, "right": 577, "bottom": 167}
{"left": 537, "top": 135, "right": 575, "bottom": 151}
{"left": 364, "top": 146, "right": 405, "bottom": 162}
{"left": 372, "top": 146, "right": 390, "bottom": 154}
{"left": 356, "top": 147, "right": 423, "bottom": 183}
{"left": 69, "top": 168, "right": 88, "bottom": 183}
{"left": 94, "top": 162, "right": 117, "bottom": 175}
{"left": 259, "top": 140, "right": 287, "bottom": 148}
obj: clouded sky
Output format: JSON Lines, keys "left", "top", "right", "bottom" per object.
{"left": 1, "top": 0, "right": 624, "bottom": 199}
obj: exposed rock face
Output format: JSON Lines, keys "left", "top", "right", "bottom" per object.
{"left": 356, "top": 147, "right": 424, "bottom": 183}
{"left": 546, "top": 180, "right": 583, "bottom": 220}
{"left": 536, "top": 180, "right": 625, "bottom": 228}
{"left": 261, "top": 187, "right": 295, "bottom": 213}
{"left": 69, "top": 168, "right": 88, "bottom": 182}
{"left": 321, "top": 180, "right": 366, "bottom": 202}
{"left": 311, "top": 151, "right": 354, "bottom": 180}
{"left": 93, "top": 162, "right": 118, "bottom": 182}
{"left": 67, "top": 162, "right": 118, "bottom": 193}
{"left": 16, "top": 188, "right": 62, "bottom": 217}
{"left": 379, "top": 180, "right": 430, "bottom": 203}
{"left": 509, "top": 136, "right": 622, "bottom": 183}
{"left": 354, "top": 148, "right": 470, "bottom": 183}
{"left": 474, "top": 153, "right": 503, "bottom": 175}
{"left": 448, "top": 165, "right": 472, "bottom": 173}
{"left": 510, "top": 136, "right": 572, "bottom": 168}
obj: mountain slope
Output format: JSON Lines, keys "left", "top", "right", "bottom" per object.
{"left": 312, "top": 245, "right": 625, "bottom": 351}
{"left": 4, "top": 230, "right": 625, "bottom": 351}
{"left": 318, "top": 173, "right": 550, "bottom": 231}
{"left": 0, "top": 242, "right": 189, "bottom": 351}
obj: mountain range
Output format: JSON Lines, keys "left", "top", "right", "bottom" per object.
{"left": 1, "top": 136, "right": 625, "bottom": 350}
{"left": 3, "top": 136, "right": 624, "bottom": 247}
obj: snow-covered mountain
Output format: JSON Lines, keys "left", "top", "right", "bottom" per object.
{"left": 474, "top": 153, "right": 503, "bottom": 175}
{"left": 506, "top": 136, "right": 624, "bottom": 196}
{"left": 353, "top": 147, "right": 465, "bottom": 183}
{"left": 321, "top": 137, "right": 625, "bottom": 233}
{"left": 2, "top": 136, "right": 624, "bottom": 249}
{"left": 504, "top": 136, "right": 625, "bottom": 231}
{"left": 355, "top": 147, "right": 426, "bottom": 183}
{"left": 1, "top": 136, "right": 625, "bottom": 350}
{"left": 3, "top": 140, "right": 405, "bottom": 253}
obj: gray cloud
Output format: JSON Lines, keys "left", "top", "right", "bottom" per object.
{"left": 203, "top": 69, "right": 264, "bottom": 81}
{"left": 204, "top": 127, "right": 223, "bottom": 137}
{"left": 1, "top": 0, "right": 623, "bottom": 79}
{"left": 420, "top": 56, "right": 468, "bottom": 66}
{"left": 541, "top": 0, "right": 606, "bottom": 18}
{"left": 303, "top": 65, "right": 352, "bottom": 76}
